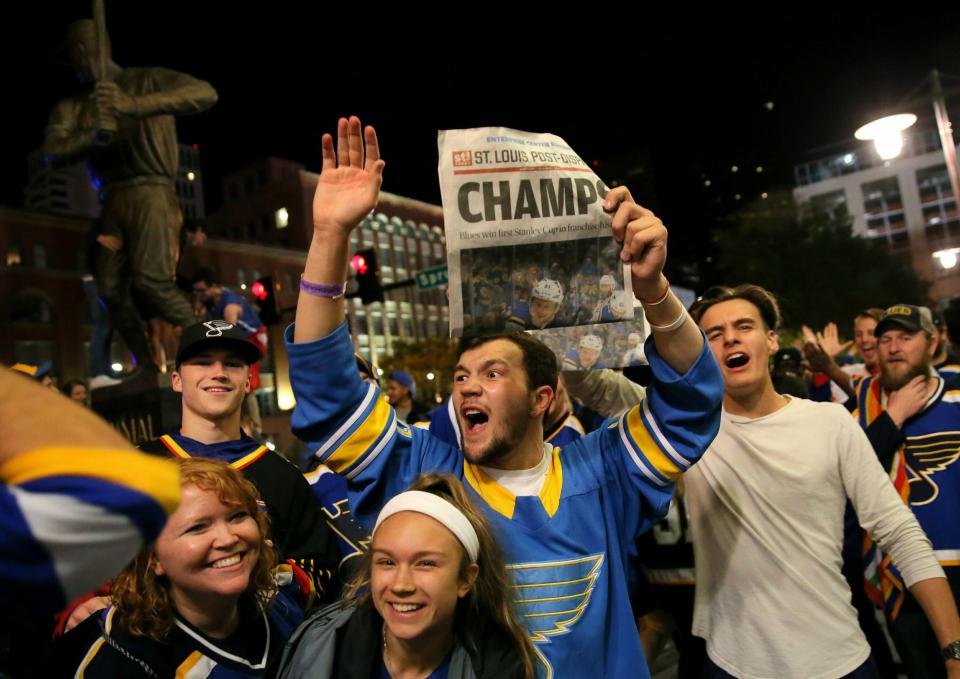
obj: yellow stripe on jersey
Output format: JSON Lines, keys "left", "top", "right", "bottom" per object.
{"left": 0, "top": 446, "right": 181, "bottom": 515}
{"left": 539, "top": 448, "right": 563, "bottom": 517}
{"left": 160, "top": 434, "right": 191, "bottom": 458}
{"left": 463, "top": 462, "right": 516, "bottom": 519}
{"left": 324, "top": 396, "right": 393, "bottom": 474}
{"left": 232, "top": 446, "right": 269, "bottom": 469}
{"left": 464, "top": 447, "right": 564, "bottom": 519}
{"left": 175, "top": 651, "right": 204, "bottom": 678}
{"left": 75, "top": 607, "right": 116, "bottom": 678}
{"left": 625, "top": 408, "right": 682, "bottom": 481}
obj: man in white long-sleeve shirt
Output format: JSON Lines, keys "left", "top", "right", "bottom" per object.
{"left": 686, "top": 284, "right": 960, "bottom": 679}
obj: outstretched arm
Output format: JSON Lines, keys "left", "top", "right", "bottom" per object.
{"left": 606, "top": 186, "right": 703, "bottom": 373}
{"left": 294, "top": 116, "right": 385, "bottom": 343}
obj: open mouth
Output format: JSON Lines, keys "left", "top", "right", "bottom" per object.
{"left": 461, "top": 407, "right": 489, "bottom": 435}
{"left": 725, "top": 353, "right": 750, "bottom": 369}
{"left": 210, "top": 552, "right": 244, "bottom": 569}
{"left": 389, "top": 602, "right": 425, "bottom": 614}
{"left": 203, "top": 386, "right": 232, "bottom": 393}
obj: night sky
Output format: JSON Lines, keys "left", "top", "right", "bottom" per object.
{"left": 3, "top": 6, "right": 960, "bottom": 249}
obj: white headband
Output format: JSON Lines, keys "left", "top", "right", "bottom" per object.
{"left": 373, "top": 490, "right": 480, "bottom": 563}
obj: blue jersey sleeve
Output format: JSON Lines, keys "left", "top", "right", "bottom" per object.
{"left": 0, "top": 446, "right": 180, "bottom": 615}
{"left": 579, "top": 333, "right": 722, "bottom": 543}
{"left": 287, "top": 323, "right": 462, "bottom": 529}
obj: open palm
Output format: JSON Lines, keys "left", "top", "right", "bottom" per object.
{"left": 312, "top": 116, "right": 385, "bottom": 234}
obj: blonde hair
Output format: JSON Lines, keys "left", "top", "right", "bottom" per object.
{"left": 111, "top": 458, "right": 278, "bottom": 640}
{"left": 347, "top": 473, "right": 535, "bottom": 678}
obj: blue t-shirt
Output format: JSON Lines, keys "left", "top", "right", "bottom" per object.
{"left": 215, "top": 288, "right": 263, "bottom": 336}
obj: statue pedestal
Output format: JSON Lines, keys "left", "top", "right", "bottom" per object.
{"left": 91, "top": 372, "right": 181, "bottom": 446}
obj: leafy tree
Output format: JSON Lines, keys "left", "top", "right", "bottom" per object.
{"left": 712, "top": 190, "right": 927, "bottom": 332}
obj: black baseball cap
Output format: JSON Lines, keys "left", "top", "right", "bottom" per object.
{"left": 176, "top": 321, "right": 262, "bottom": 367}
{"left": 874, "top": 304, "right": 936, "bottom": 338}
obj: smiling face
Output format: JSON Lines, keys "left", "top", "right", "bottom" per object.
{"left": 371, "top": 512, "right": 477, "bottom": 648}
{"left": 153, "top": 483, "right": 261, "bottom": 609}
{"left": 453, "top": 339, "right": 540, "bottom": 467}
{"left": 878, "top": 327, "right": 935, "bottom": 391}
{"left": 854, "top": 315, "right": 879, "bottom": 370}
{"left": 172, "top": 349, "right": 250, "bottom": 422}
{"left": 699, "top": 298, "right": 779, "bottom": 399}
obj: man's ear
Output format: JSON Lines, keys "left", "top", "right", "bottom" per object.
{"left": 531, "top": 385, "right": 554, "bottom": 418}
{"left": 767, "top": 329, "right": 780, "bottom": 355}
{"left": 928, "top": 333, "right": 940, "bottom": 358}
{"left": 171, "top": 370, "right": 183, "bottom": 394}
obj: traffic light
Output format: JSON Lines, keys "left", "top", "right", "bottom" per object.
{"left": 351, "top": 248, "right": 383, "bottom": 304}
{"left": 252, "top": 275, "right": 280, "bottom": 325}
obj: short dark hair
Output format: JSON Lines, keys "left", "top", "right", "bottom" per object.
{"left": 855, "top": 308, "right": 885, "bottom": 324}
{"left": 192, "top": 266, "right": 220, "bottom": 286}
{"left": 457, "top": 333, "right": 558, "bottom": 394}
{"left": 690, "top": 284, "right": 782, "bottom": 331}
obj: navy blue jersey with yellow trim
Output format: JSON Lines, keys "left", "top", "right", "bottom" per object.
{"left": 0, "top": 446, "right": 179, "bottom": 617}
{"left": 59, "top": 588, "right": 303, "bottom": 678}
{"left": 287, "top": 323, "right": 722, "bottom": 679}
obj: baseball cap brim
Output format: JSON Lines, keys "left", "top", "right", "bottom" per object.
{"left": 176, "top": 337, "right": 262, "bottom": 367}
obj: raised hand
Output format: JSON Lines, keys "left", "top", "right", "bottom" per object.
{"left": 816, "top": 322, "right": 853, "bottom": 358}
{"left": 605, "top": 186, "right": 667, "bottom": 299}
{"left": 312, "top": 116, "right": 385, "bottom": 236}
{"left": 886, "top": 374, "right": 931, "bottom": 427}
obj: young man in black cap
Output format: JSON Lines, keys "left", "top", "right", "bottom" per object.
{"left": 140, "top": 320, "right": 341, "bottom": 600}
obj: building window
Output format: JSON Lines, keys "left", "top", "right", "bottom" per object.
{"left": 11, "top": 291, "right": 55, "bottom": 324}
{"left": 861, "top": 177, "right": 907, "bottom": 246}
{"left": 33, "top": 244, "right": 47, "bottom": 269}
{"left": 807, "top": 190, "right": 849, "bottom": 225}
{"left": 6, "top": 241, "right": 22, "bottom": 267}
{"left": 917, "top": 165, "right": 960, "bottom": 246}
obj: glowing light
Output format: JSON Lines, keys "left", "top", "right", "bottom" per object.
{"left": 111, "top": 362, "right": 123, "bottom": 372}
{"left": 240, "top": 283, "right": 247, "bottom": 290}
{"left": 275, "top": 207, "right": 289, "bottom": 229}
{"left": 934, "top": 248, "right": 960, "bottom": 269}
{"left": 265, "top": 441, "right": 276, "bottom": 451}
{"left": 761, "top": 192, "right": 769, "bottom": 199}
{"left": 755, "top": 166, "right": 763, "bottom": 173}
{"left": 704, "top": 180, "right": 712, "bottom": 187}
{"left": 376, "top": 367, "right": 384, "bottom": 376}
{"left": 186, "top": 171, "right": 196, "bottom": 181}
{"left": 855, "top": 113, "right": 917, "bottom": 160}
{"left": 734, "top": 194, "right": 742, "bottom": 200}
{"left": 731, "top": 165, "right": 739, "bottom": 173}
{"left": 251, "top": 281, "right": 268, "bottom": 301}
{"left": 426, "top": 372, "right": 435, "bottom": 381}
{"left": 843, "top": 153, "right": 855, "bottom": 165}
{"left": 351, "top": 254, "right": 369, "bottom": 275}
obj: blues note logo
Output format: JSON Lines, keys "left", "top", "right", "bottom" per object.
{"left": 905, "top": 431, "right": 960, "bottom": 505}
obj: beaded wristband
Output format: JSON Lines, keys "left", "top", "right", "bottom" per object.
{"left": 300, "top": 276, "right": 346, "bottom": 299}
{"left": 648, "top": 306, "right": 688, "bottom": 333}
{"left": 639, "top": 277, "right": 671, "bottom": 306}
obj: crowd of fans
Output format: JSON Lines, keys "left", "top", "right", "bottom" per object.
{"left": 4, "top": 116, "right": 960, "bottom": 679}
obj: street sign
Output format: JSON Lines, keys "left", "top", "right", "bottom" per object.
{"left": 415, "top": 265, "right": 448, "bottom": 290}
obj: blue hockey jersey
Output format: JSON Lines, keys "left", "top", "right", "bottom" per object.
{"left": 287, "top": 323, "right": 722, "bottom": 679}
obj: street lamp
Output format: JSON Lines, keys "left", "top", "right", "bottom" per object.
{"left": 854, "top": 113, "right": 917, "bottom": 160}
{"left": 856, "top": 69, "right": 960, "bottom": 201}
{"left": 934, "top": 247, "right": 960, "bottom": 270}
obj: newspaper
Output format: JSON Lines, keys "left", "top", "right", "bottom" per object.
{"left": 438, "top": 126, "right": 646, "bottom": 369}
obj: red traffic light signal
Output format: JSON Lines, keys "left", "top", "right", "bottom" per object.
{"left": 251, "top": 280, "right": 268, "bottom": 301}
{"left": 351, "top": 253, "right": 369, "bottom": 276}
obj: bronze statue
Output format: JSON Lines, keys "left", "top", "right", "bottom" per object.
{"left": 43, "top": 11, "right": 217, "bottom": 372}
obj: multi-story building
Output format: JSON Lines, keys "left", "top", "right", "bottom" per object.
{"left": 23, "top": 143, "right": 206, "bottom": 221}
{"left": 793, "top": 129, "right": 960, "bottom": 303}
{"left": 207, "top": 157, "right": 449, "bottom": 364}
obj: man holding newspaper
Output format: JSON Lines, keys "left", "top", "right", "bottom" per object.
{"left": 285, "top": 116, "right": 722, "bottom": 677}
